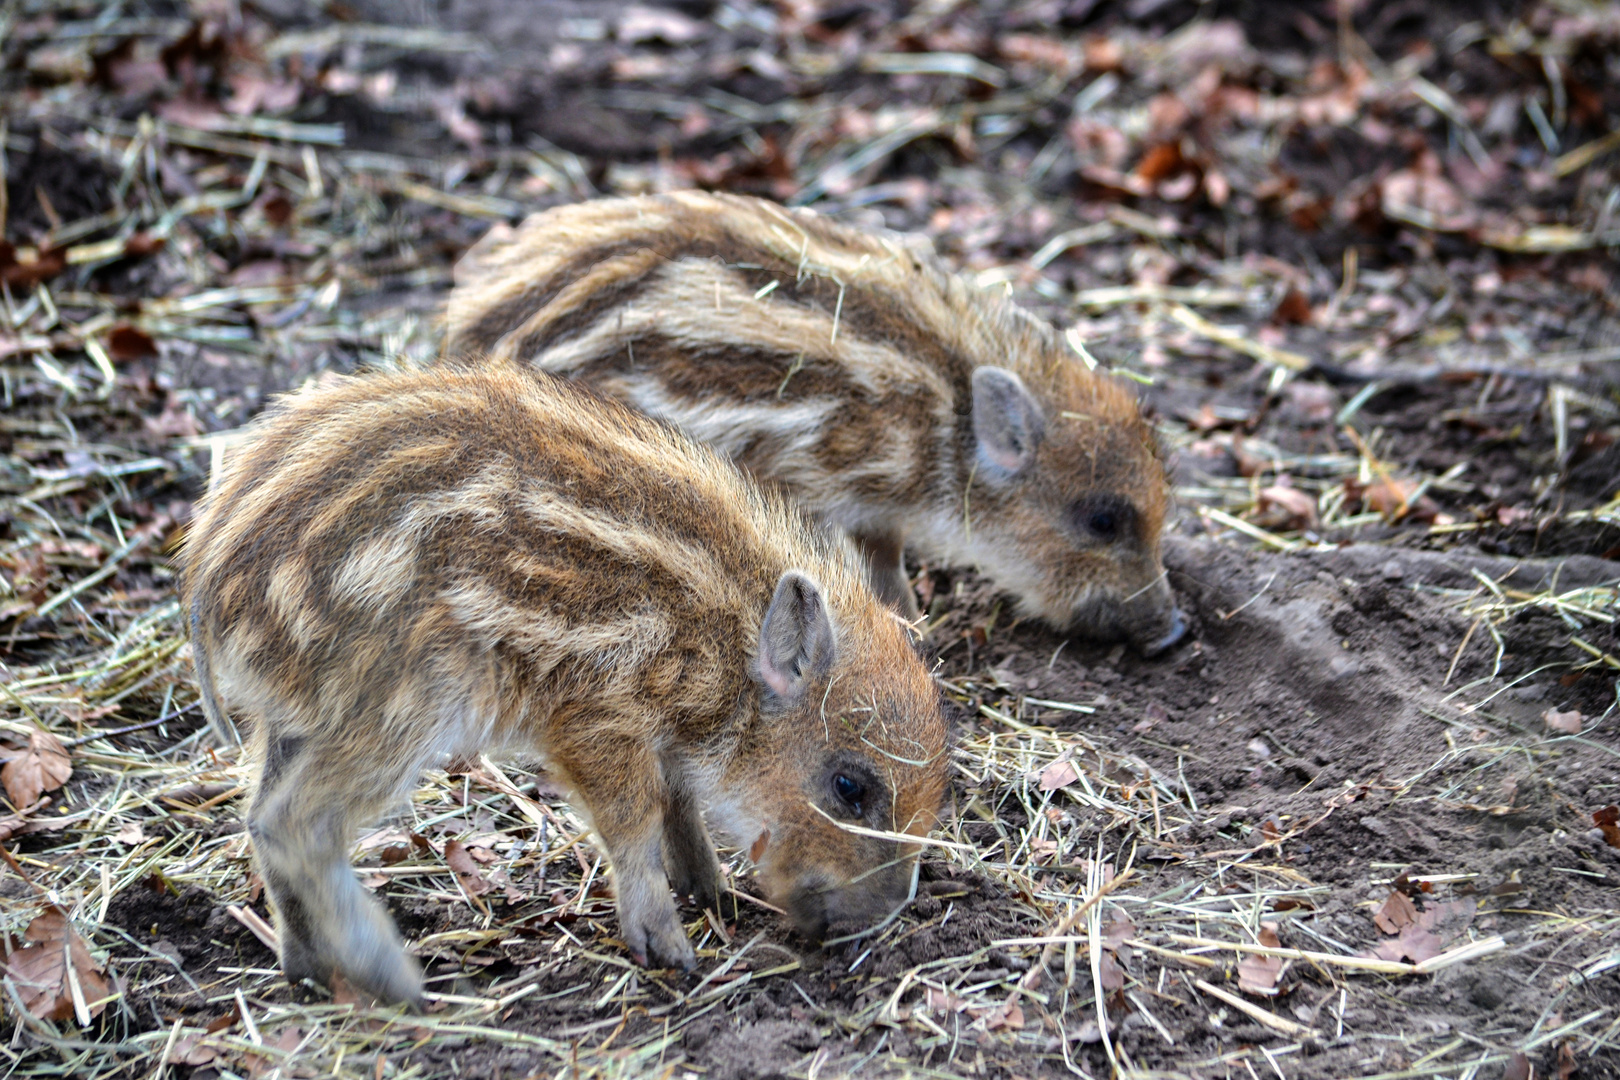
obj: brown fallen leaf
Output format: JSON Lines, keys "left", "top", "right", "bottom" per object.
{"left": 1502, "top": 1051, "right": 1533, "bottom": 1080}
{"left": 0, "top": 242, "right": 68, "bottom": 288}
{"left": 1039, "top": 758, "right": 1080, "bottom": 790}
{"left": 205, "top": 1006, "right": 239, "bottom": 1034}
{"left": 123, "top": 232, "right": 166, "bottom": 258}
{"left": 0, "top": 906, "right": 110, "bottom": 1024}
{"left": 985, "top": 1000, "right": 1024, "bottom": 1031}
{"left": 1592, "top": 805, "right": 1620, "bottom": 849}
{"left": 1256, "top": 483, "right": 1318, "bottom": 530}
{"left": 1373, "top": 889, "right": 1418, "bottom": 934}
{"left": 1543, "top": 708, "right": 1583, "bottom": 735}
{"left": 1101, "top": 913, "right": 1136, "bottom": 953}
{"left": 1390, "top": 871, "right": 1431, "bottom": 897}
{"left": 1370, "top": 920, "right": 1443, "bottom": 966}
{"left": 1097, "top": 947, "right": 1127, "bottom": 991}
{"left": 165, "top": 1031, "right": 219, "bottom": 1067}
{"left": 0, "top": 798, "right": 55, "bottom": 844}
{"left": 1271, "top": 288, "right": 1314, "bottom": 325}
{"left": 1135, "top": 141, "right": 1191, "bottom": 184}
{"left": 107, "top": 324, "right": 158, "bottom": 361}
{"left": 1, "top": 728, "right": 72, "bottom": 809}
{"left": 1238, "top": 922, "right": 1284, "bottom": 997}
{"left": 444, "top": 840, "right": 493, "bottom": 897}
{"left": 1355, "top": 478, "right": 1417, "bottom": 517}
{"left": 1369, "top": 897, "right": 1476, "bottom": 967}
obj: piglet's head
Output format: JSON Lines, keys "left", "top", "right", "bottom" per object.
{"left": 730, "top": 570, "right": 948, "bottom": 943}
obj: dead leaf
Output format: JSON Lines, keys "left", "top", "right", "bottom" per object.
{"left": 1135, "top": 142, "right": 1190, "bottom": 184}
{"left": 0, "top": 906, "right": 110, "bottom": 1024}
{"left": 166, "top": 1032, "right": 219, "bottom": 1066}
{"left": 617, "top": 5, "right": 705, "bottom": 44}
{"left": 2, "top": 728, "right": 72, "bottom": 809}
{"left": 107, "top": 324, "right": 158, "bottom": 361}
{"left": 143, "top": 394, "right": 202, "bottom": 441}
{"left": 1357, "top": 478, "right": 1417, "bottom": 517}
{"left": 1502, "top": 1051, "right": 1533, "bottom": 1080}
{"left": 1097, "top": 947, "right": 1127, "bottom": 991}
{"left": 750, "top": 828, "right": 771, "bottom": 863}
{"left": 226, "top": 259, "right": 291, "bottom": 288}
{"left": 1370, "top": 921, "right": 1443, "bottom": 966}
{"left": 224, "top": 72, "right": 300, "bottom": 116}
{"left": 1592, "top": 806, "right": 1620, "bottom": 849}
{"left": 154, "top": 95, "right": 225, "bottom": 130}
{"left": 1370, "top": 897, "right": 1475, "bottom": 966}
{"left": 204, "top": 1006, "right": 239, "bottom": 1034}
{"left": 1285, "top": 380, "right": 1338, "bottom": 422}
{"left": 0, "top": 242, "right": 67, "bottom": 288}
{"left": 123, "top": 232, "right": 166, "bottom": 258}
{"left": 1028, "top": 837, "right": 1059, "bottom": 864}
{"left": 926, "top": 987, "right": 970, "bottom": 1013}
{"left": 1238, "top": 922, "right": 1284, "bottom": 996}
{"left": 356, "top": 827, "right": 412, "bottom": 855}
{"left": 260, "top": 192, "right": 294, "bottom": 226}
{"left": 1381, "top": 153, "right": 1474, "bottom": 231}
{"left": 1101, "top": 913, "right": 1136, "bottom": 952}
{"left": 1271, "top": 288, "right": 1313, "bottom": 325}
{"left": 1490, "top": 869, "right": 1525, "bottom": 897}
{"left": 444, "top": 840, "right": 492, "bottom": 897}
{"left": 986, "top": 1001, "right": 1024, "bottom": 1030}
{"left": 1542, "top": 708, "right": 1583, "bottom": 735}
{"left": 1256, "top": 483, "right": 1318, "bottom": 530}
{"left": 1373, "top": 889, "right": 1418, "bottom": 934}
{"left": 1039, "top": 759, "right": 1079, "bottom": 790}
{"left": 114, "top": 821, "right": 145, "bottom": 845}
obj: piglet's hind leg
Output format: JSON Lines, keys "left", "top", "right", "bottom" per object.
{"left": 248, "top": 731, "right": 423, "bottom": 1007}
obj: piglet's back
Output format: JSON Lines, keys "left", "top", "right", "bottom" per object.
{"left": 184, "top": 361, "right": 868, "bottom": 742}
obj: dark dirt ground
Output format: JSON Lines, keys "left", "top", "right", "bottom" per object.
{"left": 2, "top": 0, "right": 1618, "bottom": 1078}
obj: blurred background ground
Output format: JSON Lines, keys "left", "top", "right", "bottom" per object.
{"left": 0, "top": 1, "right": 1618, "bottom": 1077}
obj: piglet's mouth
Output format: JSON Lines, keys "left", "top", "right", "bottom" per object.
{"left": 779, "top": 883, "right": 831, "bottom": 941}
{"left": 1136, "top": 605, "right": 1187, "bottom": 656}
{"left": 781, "top": 874, "right": 914, "bottom": 946}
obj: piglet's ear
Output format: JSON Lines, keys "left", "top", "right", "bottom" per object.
{"left": 971, "top": 367, "right": 1045, "bottom": 477}
{"left": 758, "top": 570, "right": 837, "bottom": 700}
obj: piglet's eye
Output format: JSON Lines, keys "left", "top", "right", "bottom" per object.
{"left": 832, "top": 773, "right": 865, "bottom": 815}
{"left": 1069, "top": 495, "right": 1135, "bottom": 544}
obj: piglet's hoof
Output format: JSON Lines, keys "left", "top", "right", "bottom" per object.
{"left": 623, "top": 911, "right": 697, "bottom": 973}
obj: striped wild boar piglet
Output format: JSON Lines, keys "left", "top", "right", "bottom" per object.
{"left": 181, "top": 361, "right": 948, "bottom": 1007}
{"left": 444, "top": 192, "right": 1185, "bottom": 654}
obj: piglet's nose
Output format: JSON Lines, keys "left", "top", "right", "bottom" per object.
{"left": 1139, "top": 606, "right": 1188, "bottom": 657}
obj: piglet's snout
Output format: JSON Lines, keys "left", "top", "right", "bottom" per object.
{"left": 782, "top": 857, "right": 913, "bottom": 943}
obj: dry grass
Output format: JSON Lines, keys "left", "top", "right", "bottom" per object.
{"left": 0, "top": 586, "right": 1613, "bottom": 1077}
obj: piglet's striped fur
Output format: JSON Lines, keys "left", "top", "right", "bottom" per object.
{"left": 445, "top": 192, "right": 1184, "bottom": 654}
{"left": 182, "top": 361, "right": 947, "bottom": 1006}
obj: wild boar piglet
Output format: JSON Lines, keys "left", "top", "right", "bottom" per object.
{"left": 182, "top": 361, "right": 948, "bottom": 1006}
{"left": 445, "top": 192, "right": 1185, "bottom": 653}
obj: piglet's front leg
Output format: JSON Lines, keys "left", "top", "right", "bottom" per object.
{"left": 852, "top": 529, "right": 920, "bottom": 620}
{"left": 661, "top": 776, "right": 724, "bottom": 914}
{"left": 561, "top": 742, "right": 697, "bottom": 971}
